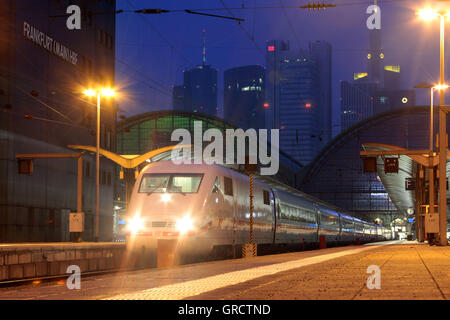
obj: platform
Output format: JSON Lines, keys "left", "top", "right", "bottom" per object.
{"left": 0, "top": 241, "right": 448, "bottom": 300}
{"left": 0, "top": 242, "right": 126, "bottom": 282}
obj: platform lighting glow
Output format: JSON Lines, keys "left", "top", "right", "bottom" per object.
{"left": 161, "top": 193, "right": 171, "bottom": 203}
{"left": 418, "top": 8, "right": 440, "bottom": 21}
{"left": 83, "top": 89, "right": 96, "bottom": 97}
{"left": 433, "top": 84, "right": 449, "bottom": 90}
{"left": 83, "top": 88, "right": 115, "bottom": 97}
{"left": 100, "top": 88, "right": 115, "bottom": 97}
{"left": 175, "top": 215, "right": 194, "bottom": 235}
{"left": 126, "top": 215, "right": 144, "bottom": 234}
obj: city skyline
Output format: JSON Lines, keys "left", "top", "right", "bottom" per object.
{"left": 116, "top": 0, "right": 448, "bottom": 136}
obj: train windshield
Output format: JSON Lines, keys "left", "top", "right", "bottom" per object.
{"left": 139, "top": 173, "right": 203, "bottom": 194}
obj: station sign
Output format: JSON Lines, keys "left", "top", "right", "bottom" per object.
{"left": 69, "top": 212, "right": 84, "bottom": 233}
{"left": 384, "top": 158, "right": 399, "bottom": 174}
{"left": 23, "top": 21, "right": 79, "bottom": 66}
{"left": 405, "top": 178, "right": 415, "bottom": 190}
{"left": 425, "top": 213, "right": 439, "bottom": 233}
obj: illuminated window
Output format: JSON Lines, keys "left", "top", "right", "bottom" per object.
{"left": 305, "top": 103, "right": 311, "bottom": 108}
{"left": 267, "top": 45, "right": 275, "bottom": 52}
{"left": 379, "top": 53, "right": 384, "bottom": 59}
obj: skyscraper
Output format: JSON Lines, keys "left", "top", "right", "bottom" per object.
{"left": 172, "top": 30, "right": 218, "bottom": 117}
{"left": 278, "top": 56, "right": 320, "bottom": 165}
{"left": 265, "top": 40, "right": 332, "bottom": 165}
{"left": 367, "top": 28, "right": 383, "bottom": 84}
{"left": 340, "top": 11, "right": 415, "bottom": 132}
{"left": 183, "top": 64, "right": 218, "bottom": 117}
{"left": 340, "top": 79, "right": 377, "bottom": 131}
{"left": 223, "top": 65, "right": 266, "bottom": 129}
{"left": 172, "top": 85, "right": 185, "bottom": 111}
{"left": 309, "top": 41, "right": 332, "bottom": 148}
{"left": 265, "top": 40, "right": 291, "bottom": 130}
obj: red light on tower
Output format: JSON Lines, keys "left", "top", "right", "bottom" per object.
{"left": 263, "top": 103, "right": 269, "bottom": 108}
{"left": 305, "top": 103, "right": 311, "bottom": 108}
{"left": 267, "top": 45, "right": 275, "bottom": 52}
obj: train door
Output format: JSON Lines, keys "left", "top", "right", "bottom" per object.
{"left": 314, "top": 204, "right": 320, "bottom": 242}
{"left": 223, "top": 175, "right": 237, "bottom": 251}
{"left": 270, "top": 189, "right": 277, "bottom": 243}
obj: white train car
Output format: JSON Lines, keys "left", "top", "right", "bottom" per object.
{"left": 125, "top": 161, "right": 391, "bottom": 261}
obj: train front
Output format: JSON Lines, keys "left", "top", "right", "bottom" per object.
{"left": 125, "top": 161, "right": 214, "bottom": 263}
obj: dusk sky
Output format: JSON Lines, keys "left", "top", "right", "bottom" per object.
{"left": 115, "top": 0, "right": 449, "bottom": 135}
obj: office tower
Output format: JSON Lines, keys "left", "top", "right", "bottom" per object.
{"left": 265, "top": 39, "right": 333, "bottom": 165}
{"left": 367, "top": 28, "right": 383, "bottom": 84}
{"left": 183, "top": 64, "right": 218, "bottom": 117}
{"left": 172, "top": 85, "right": 185, "bottom": 111}
{"left": 172, "top": 30, "right": 218, "bottom": 117}
{"left": 278, "top": 56, "right": 320, "bottom": 165}
{"left": 340, "top": 9, "right": 415, "bottom": 132}
{"left": 340, "top": 80, "right": 378, "bottom": 131}
{"left": 265, "top": 40, "right": 291, "bottom": 130}
{"left": 223, "top": 65, "right": 266, "bottom": 129}
{"left": 309, "top": 40, "right": 332, "bottom": 147}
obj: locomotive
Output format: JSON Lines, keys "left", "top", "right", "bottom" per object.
{"left": 125, "top": 161, "right": 391, "bottom": 261}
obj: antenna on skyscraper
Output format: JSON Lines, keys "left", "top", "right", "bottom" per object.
{"left": 202, "top": 29, "right": 206, "bottom": 66}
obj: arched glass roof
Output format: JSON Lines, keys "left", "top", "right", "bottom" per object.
{"left": 116, "top": 110, "right": 303, "bottom": 187}
{"left": 300, "top": 106, "right": 449, "bottom": 225}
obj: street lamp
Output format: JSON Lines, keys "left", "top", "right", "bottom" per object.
{"left": 83, "top": 87, "right": 115, "bottom": 242}
{"left": 414, "top": 82, "right": 448, "bottom": 151}
{"left": 417, "top": 7, "right": 449, "bottom": 245}
{"left": 414, "top": 82, "right": 448, "bottom": 242}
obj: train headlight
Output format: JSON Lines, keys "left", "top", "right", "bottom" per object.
{"left": 126, "top": 216, "right": 144, "bottom": 234}
{"left": 161, "top": 193, "right": 171, "bottom": 203}
{"left": 175, "top": 215, "right": 194, "bottom": 235}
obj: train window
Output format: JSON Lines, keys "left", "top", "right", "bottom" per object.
{"left": 171, "top": 175, "right": 203, "bottom": 193}
{"left": 263, "top": 190, "right": 270, "bottom": 205}
{"left": 139, "top": 173, "right": 203, "bottom": 193}
{"left": 139, "top": 174, "right": 170, "bottom": 193}
{"left": 224, "top": 177, "right": 233, "bottom": 196}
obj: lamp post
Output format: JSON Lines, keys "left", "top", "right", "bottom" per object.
{"left": 418, "top": 8, "right": 449, "bottom": 245}
{"left": 83, "top": 88, "right": 115, "bottom": 242}
{"left": 414, "top": 82, "right": 448, "bottom": 242}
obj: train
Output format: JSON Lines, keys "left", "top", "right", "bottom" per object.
{"left": 125, "top": 161, "right": 392, "bottom": 262}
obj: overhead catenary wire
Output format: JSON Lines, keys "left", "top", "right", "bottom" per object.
{"left": 125, "top": 0, "right": 194, "bottom": 67}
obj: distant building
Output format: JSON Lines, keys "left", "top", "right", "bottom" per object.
{"left": 183, "top": 64, "right": 218, "bottom": 117}
{"left": 172, "top": 30, "right": 218, "bottom": 117}
{"left": 172, "top": 85, "right": 185, "bottom": 111}
{"left": 0, "top": 0, "right": 117, "bottom": 242}
{"left": 265, "top": 40, "right": 291, "bottom": 130}
{"left": 265, "top": 39, "right": 332, "bottom": 165}
{"left": 278, "top": 56, "right": 321, "bottom": 165}
{"left": 340, "top": 79, "right": 377, "bottom": 131}
{"left": 383, "top": 65, "right": 401, "bottom": 90}
{"left": 367, "top": 28, "right": 383, "bottom": 84}
{"left": 309, "top": 41, "right": 332, "bottom": 148}
{"left": 340, "top": 28, "right": 415, "bottom": 132}
{"left": 223, "top": 65, "right": 266, "bottom": 129}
